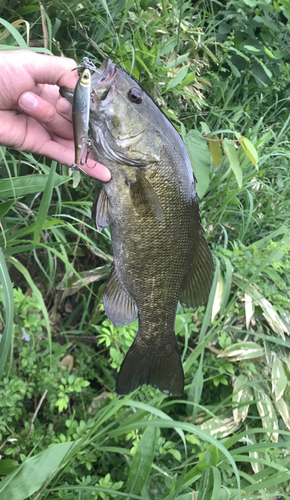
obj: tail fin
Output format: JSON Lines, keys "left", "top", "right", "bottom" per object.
{"left": 116, "top": 335, "right": 184, "bottom": 396}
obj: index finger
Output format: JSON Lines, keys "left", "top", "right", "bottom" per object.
{"left": 4, "top": 50, "right": 79, "bottom": 89}
{"left": 28, "top": 51, "right": 79, "bottom": 88}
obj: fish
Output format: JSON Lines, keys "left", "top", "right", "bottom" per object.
{"left": 61, "top": 58, "right": 214, "bottom": 396}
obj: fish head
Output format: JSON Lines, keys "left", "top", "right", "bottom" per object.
{"left": 90, "top": 59, "right": 164, "bottom": 166}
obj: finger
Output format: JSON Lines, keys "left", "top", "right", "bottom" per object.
{"left": 18, "top": 92, "right": 73, "bottom": 140}
{"left": 38, "top": 139, "right": 111, "bottom": 182}
{"left": 56, "top": 97, "right": 73, "bottom": 121}
{"left": 20, "top": 50, "right": 79, "bottom": 88}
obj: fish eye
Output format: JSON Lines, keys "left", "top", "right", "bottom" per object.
{"left": 128, "top": 88, "right": 143, "bottom": 104}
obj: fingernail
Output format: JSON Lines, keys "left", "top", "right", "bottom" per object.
{"left": 19, "top": 92, "right": 38, "bottom": 110}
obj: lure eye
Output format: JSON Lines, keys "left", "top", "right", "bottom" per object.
{"left": 81, "top": 69, "right": 91, "bottom": 85}
{"left": 128, "top": 87, "right": 143, "bottom": 104}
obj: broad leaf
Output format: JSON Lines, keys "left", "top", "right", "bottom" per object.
{"left": 272, "top": 354, "right": 287, "bottom": 402}
{"left": 200, "top": 416, "right": 239, "bottom": 438}
{"left": 238, "top": 136, "right": 258, "bottom": 168}
{"left": 254, "top": 388, "right": 279, "bottom": 443}
{"left": 222, "top": 138, "right": 243, "bottom": 188}
{"left": 167, "top": 65, "right": 189, "bottom": 90}
{"left": 0, "top": 460, "right": 19, "bottom": 476}
{"left": 0, "top": 441, "right": 79, "bottom": 500}
{"left": 208, "top": 136, "right": 222, "bottom": 168}
{"left": 233, "top": 375, "right": 254, "bottom": 423}
{"left": 218, "top": 342, "right": 264, "bottom": 361}
{"left": 183, "top": 130, "right": 211, "bottom": 198}
{"left": 274, "top": 396, "right": 290, "bottom": 430}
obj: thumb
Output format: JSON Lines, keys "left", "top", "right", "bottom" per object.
{"left": 56, "top": 96, "right": 73, "bottom": 121}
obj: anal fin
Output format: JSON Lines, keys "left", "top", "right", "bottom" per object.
{"left": 103, "top": 263, "right": 138, "bottom": 327}
{"left": 92, "top": 186, "right": 113, "bottom": 232}
{"left": 180, "top": 233, "right": 214, "bottom": 308}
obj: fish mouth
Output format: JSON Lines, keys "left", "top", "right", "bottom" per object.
{"left": 91, "top": 59, "right": 116, "bottom": 100}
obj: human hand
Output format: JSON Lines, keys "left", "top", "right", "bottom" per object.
{"left": 0, "top": 50, "right": 111, "bottom": 181}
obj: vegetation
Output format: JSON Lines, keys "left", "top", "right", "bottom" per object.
{"left": 0, "top": 0, "right": 290, "bottom": 498}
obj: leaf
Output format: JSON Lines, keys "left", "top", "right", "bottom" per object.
{"left": 183, "top": 130, "right": 211, "bottom": 198}
{"left": 218, "top": 342, "right": 264, "bottom": 361}
{"left": 0, "top": 249, "right": 14, "bottom": 382}
{"left": 233, "top": 274, "right": 290, "bottom": 339}
{"left": 200, "top": 416, "right": 239, "bottom": 438}
{"left": 254, "top": 387, "right": 279, "bottom": 442}
{"left": 62, "top": 265, "right": 111, "bottom": 296}
{"left": 233, "top": 375, "right": 254, "bottom": 423}
{"left": 238, "top": 136, "right": 258, "bottom": 168}
{"left": 222, "top": 138, "right": 242, "bottom": 188}
{"left": 254, "top": 56, "right": 272, "bottom": 79}
{"left": 244, "top": 45, "right": 261, "bottom": 53}
{"left": 200, "top": 445, "right": 218, "bottom": 467}
{"left": 0, "top": 19, "right": 28, "bottom": 48}
{"left": 274, "top": 397, "right": 290, "bottom": 430}
{"left": 0, "top": 460, "right": 19, "bottom": 476}
{"left": 200, "top": 122, "right": 211, "bottom": 135}
{"left": 264, "top": 47, "right": 275, "bottom": 58}
{"left": 245, "top": 293, "right": 254, "bottom": 329}
{"left": 244, "top": 284, "right": 290, "bottom": 339}
{"left": 0, "top": 441, "right": 79, "bottom": 500}
{"left": 126, "top": 426, "right": 156, "bottom": 494}
{"left": 249, "top": 434, "right": 263, "bottom": 473}
{"left": 0, "top": 174, "right": 70, "bottom": 199}
{"left": 208, "top": 136, "right": 222, "bottom": 169}
{"left": 168, "top": 448, "right": 182, "bottom": 461}
{"left": 0, "top": 19, "right": 28, "bottom": 42}
{"left": 167, "top": 65, "right": 189, "bottom": 90}
{"left": 0, "top": 200, "right": 15, "bottom": 219}
{"left": 178, "top": 71, "right": 196, "bottom": 89}
{"left": 211, "top": 271, "right": 223, "bottom": 321}
{"left": 272, "top": 354, "right": 287, "bottom": 402}
{"left": 166, "top": 53, "right": 190, "bottom": 69}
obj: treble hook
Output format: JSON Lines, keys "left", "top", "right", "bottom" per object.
{"left": 72, "top": 56, "right": 101, "bottom": 74}
{"left": 80, "top": 140, "right": 98, "bottom": 170}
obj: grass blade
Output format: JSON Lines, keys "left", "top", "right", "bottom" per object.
{"left": 0, "top": 248, "right": 14, "bottom": 381}
{"left": 34, "top": 162, "right": 56, "bottom": 243}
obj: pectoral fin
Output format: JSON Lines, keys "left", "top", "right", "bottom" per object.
{"left": 180, "top": 234, "right": 214, "bottom": 308}
{"left": 59, "top": 86, "right": 74, "bottom": 104}
{"left": 103, "top": 263, "right": 138, "bottom": 327}
{"left": 130, "top": 168, "right": 164, "bottom": 221}
{"left": 92, "top": 186, "right": 113, "bottom": 232}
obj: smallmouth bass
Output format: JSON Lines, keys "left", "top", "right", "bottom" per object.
{"left": 61, "top": 59, "right": 214, "bottom": 396}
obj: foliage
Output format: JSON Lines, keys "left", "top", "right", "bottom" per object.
{"left": 0, "top": 0, "right": 290, "bottom": 499}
